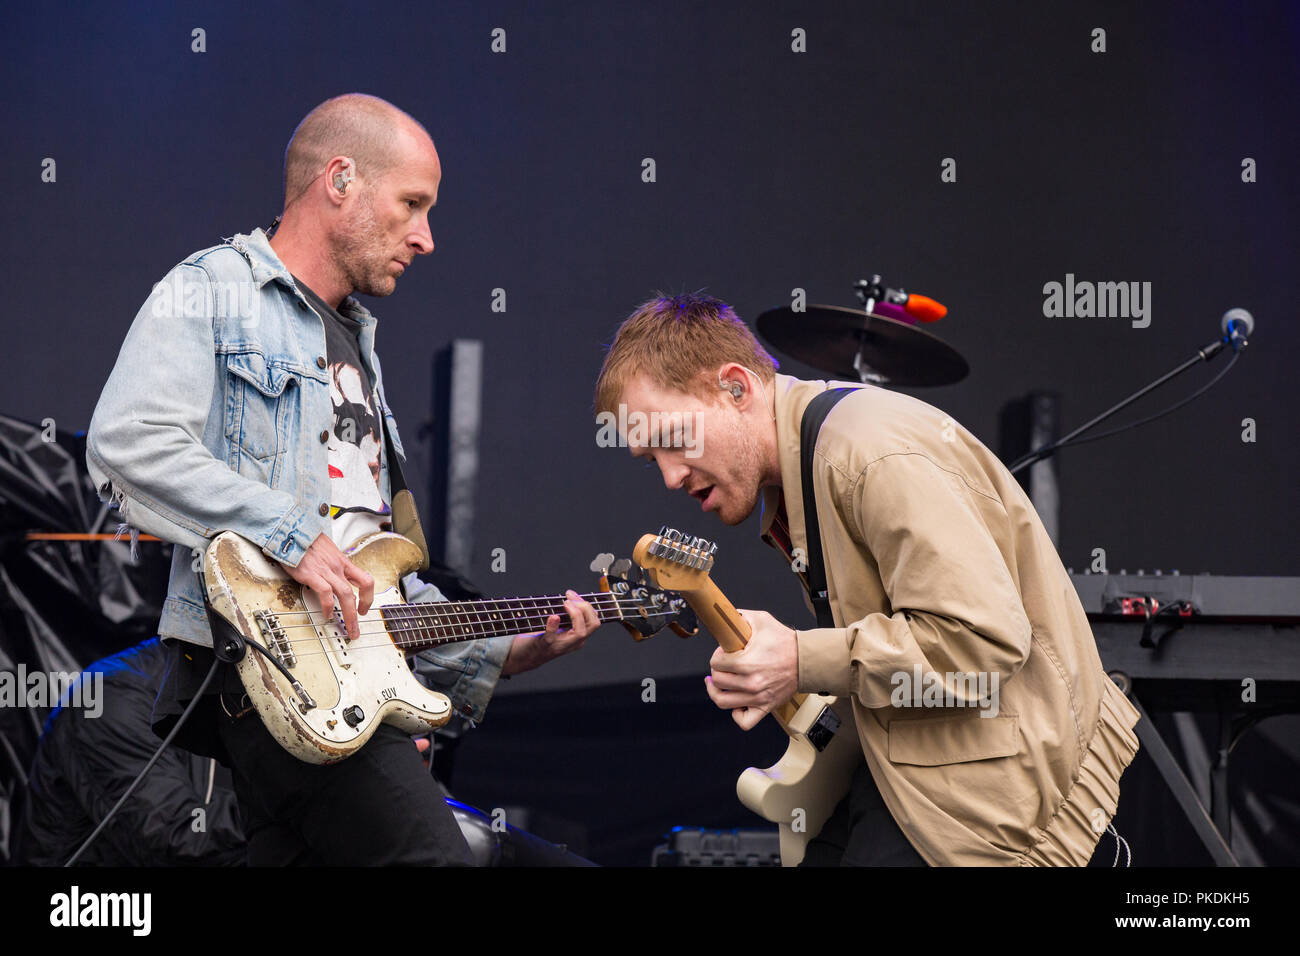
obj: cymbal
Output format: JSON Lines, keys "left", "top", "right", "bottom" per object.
{"left": 756, "top": 304, "right": 969, "bottom": 387}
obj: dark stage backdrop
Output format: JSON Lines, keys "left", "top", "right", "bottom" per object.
{"left": 4, "top": 0, "right": 1297, "bottom": 851}
{"left": 7, "top": 1, "right": 1295, "bottom": 694}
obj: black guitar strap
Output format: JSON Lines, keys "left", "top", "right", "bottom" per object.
{"left": 379, "top": 410, "right": 408, "bottom": 494}
{"left": 798, "top": 388, "right": 857, "bottom": 628}
{"left": 379, "top": 408, "right": 432, "bottom": 572}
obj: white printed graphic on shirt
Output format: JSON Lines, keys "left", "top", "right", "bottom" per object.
{"left": 326, "top": 359, "right": 391, "bottom": 549}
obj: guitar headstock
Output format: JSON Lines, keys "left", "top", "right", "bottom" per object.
{"left": 632, "top": 526, "right": 717, "bottom": 593}
{"left": 596, "top": 555, "right": 698, "bottom": 641}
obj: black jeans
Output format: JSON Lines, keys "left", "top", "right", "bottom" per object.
{"left": 216, "top": 698, "right": 472, "bottom": 866}
{"left": 799, "top": 762, "right": 928, "bottom": 866}
{"left": 801, "top": 761, "right": 1126, "bottom": 867}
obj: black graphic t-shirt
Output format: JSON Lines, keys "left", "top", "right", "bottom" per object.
{"left": 294, "top": 277, "right": 393, "bottom": 549}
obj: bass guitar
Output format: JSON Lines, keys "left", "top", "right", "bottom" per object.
{"left": 202, "top": 530, "right": 695, "bottom": 764}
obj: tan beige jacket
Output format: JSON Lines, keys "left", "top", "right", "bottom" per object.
{"left": 760, "top": 375, "right": 1140, "bottom": 866}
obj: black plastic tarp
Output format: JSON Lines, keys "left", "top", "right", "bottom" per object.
{"left": 0, "top": 414, "right": 173, "bottom": 862}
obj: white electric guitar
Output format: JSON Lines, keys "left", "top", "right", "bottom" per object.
{"left": 202, "top": 530, "right": 696, "bottom": 764}
{"left": 633, "top": 527, "right": 863, "bottom": 866}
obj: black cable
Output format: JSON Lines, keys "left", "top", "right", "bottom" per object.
{"left": 1042, "top": 351, "right": 1240, "bottom": 453}
{"left": 1009, "top": 346, "right": 1240, "bottom": 471}
{"left": 63, "top": 655, "right": 221, "bottom": 866}
{"left": 236, "top": 630, "right": 317, "bottom": 714}
{"left": 242, "top": 630, "right": 299, "bottom": 685}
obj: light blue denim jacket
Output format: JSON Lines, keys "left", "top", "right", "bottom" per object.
{"left": 85, "top": 228, "right": 511, "bottom": 721}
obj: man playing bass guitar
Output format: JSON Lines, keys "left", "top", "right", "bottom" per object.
{"left": 87, "top": 94, "right": 601, "bottom": 866}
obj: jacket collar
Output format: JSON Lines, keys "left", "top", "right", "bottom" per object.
{"left": 225, "top": 228, "right": 377, "bottom": 329}
{"left": 226, "top": 228, "right": 295, "bottom": 290}
{"left": 758, "top": 373, "right": 867, "bottom": 554}
{"left": 758, "top": 374, "right": 820, "bottom": 543}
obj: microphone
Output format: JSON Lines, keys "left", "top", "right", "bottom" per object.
{"left": 900, "top": 293, "right": 947, "bottom": 323}
{"left": 854, "top": 275, "right": 948, "bottom": 323}
{"left": 1220, "top": 308, "right": 1254, "bottom": 351}
{"left": 870, "top": 301, "right": 917, "bottom": 325}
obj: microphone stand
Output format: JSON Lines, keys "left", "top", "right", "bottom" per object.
{"left": 1008, "top": 330, "right": 1246, "bottom": 476}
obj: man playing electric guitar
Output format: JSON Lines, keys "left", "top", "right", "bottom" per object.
{"left": 594, "top": 293, "right": 1141, "bottom": 866}
{"left": 87, "top": 94, "right": 602, "bottom": 865}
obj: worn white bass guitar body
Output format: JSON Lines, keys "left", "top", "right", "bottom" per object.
{"left": 203, "top": 530, "right": 695, "bottom": 764}
{"left": 634, "top": 528, "right": 863, "bottom": 866}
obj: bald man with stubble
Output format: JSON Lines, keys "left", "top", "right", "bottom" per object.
{"left": 86, "top": 94, "right": 601, "bottom": 865}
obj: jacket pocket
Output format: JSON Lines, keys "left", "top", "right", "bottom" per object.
{"left": 887, "top": 714, "right": 1020, "bottom": 766}
{"left": 224, "top": 350, "right": 296, "bottom": 462}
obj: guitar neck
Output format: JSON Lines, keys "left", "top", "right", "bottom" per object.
{"left": 379, "top": 592, "right": 623, "bottom": 652}
{"left": 665, "top": 577, "right": 805, "bottom": 727}
{"left": 674, "top": 578, "right": 751, "bottom": 652}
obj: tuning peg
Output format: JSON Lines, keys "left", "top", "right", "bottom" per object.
{"left": 610, "top": 558, "right": 633, "bottom": 579}
{"left": 590, "top": 551, "right": 616, "bottom": 574}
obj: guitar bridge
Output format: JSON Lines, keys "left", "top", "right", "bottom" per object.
{"left": 254, "top": 609, "right": 296, "bottom": 668}
{"left": 805, "top": 705, "right": 841, "bottom": 752}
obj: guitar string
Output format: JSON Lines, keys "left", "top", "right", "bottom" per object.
{"left": 270, "top": 603, "right": 676, "bottom": 648}
{"left": 265, "top": 591, "right": 624, "bottom": 625}
{"left": 230, "top": 606, "right": 686, "bottom": 658}
{"left": 222, "top": 605, "right": 685, "bottom": 661}
{"left": 267, "top": 610, "right": 646, "bottom": 650}
{"left": 263, "top": 593, "right": 630, "bottom": 642}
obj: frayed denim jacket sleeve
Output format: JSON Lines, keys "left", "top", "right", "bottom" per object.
{"left": 402, "top": 572, "right": 512, "bottom": 724}
{"left": 85, "top": 261, "right": 322, "bottom": 567}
